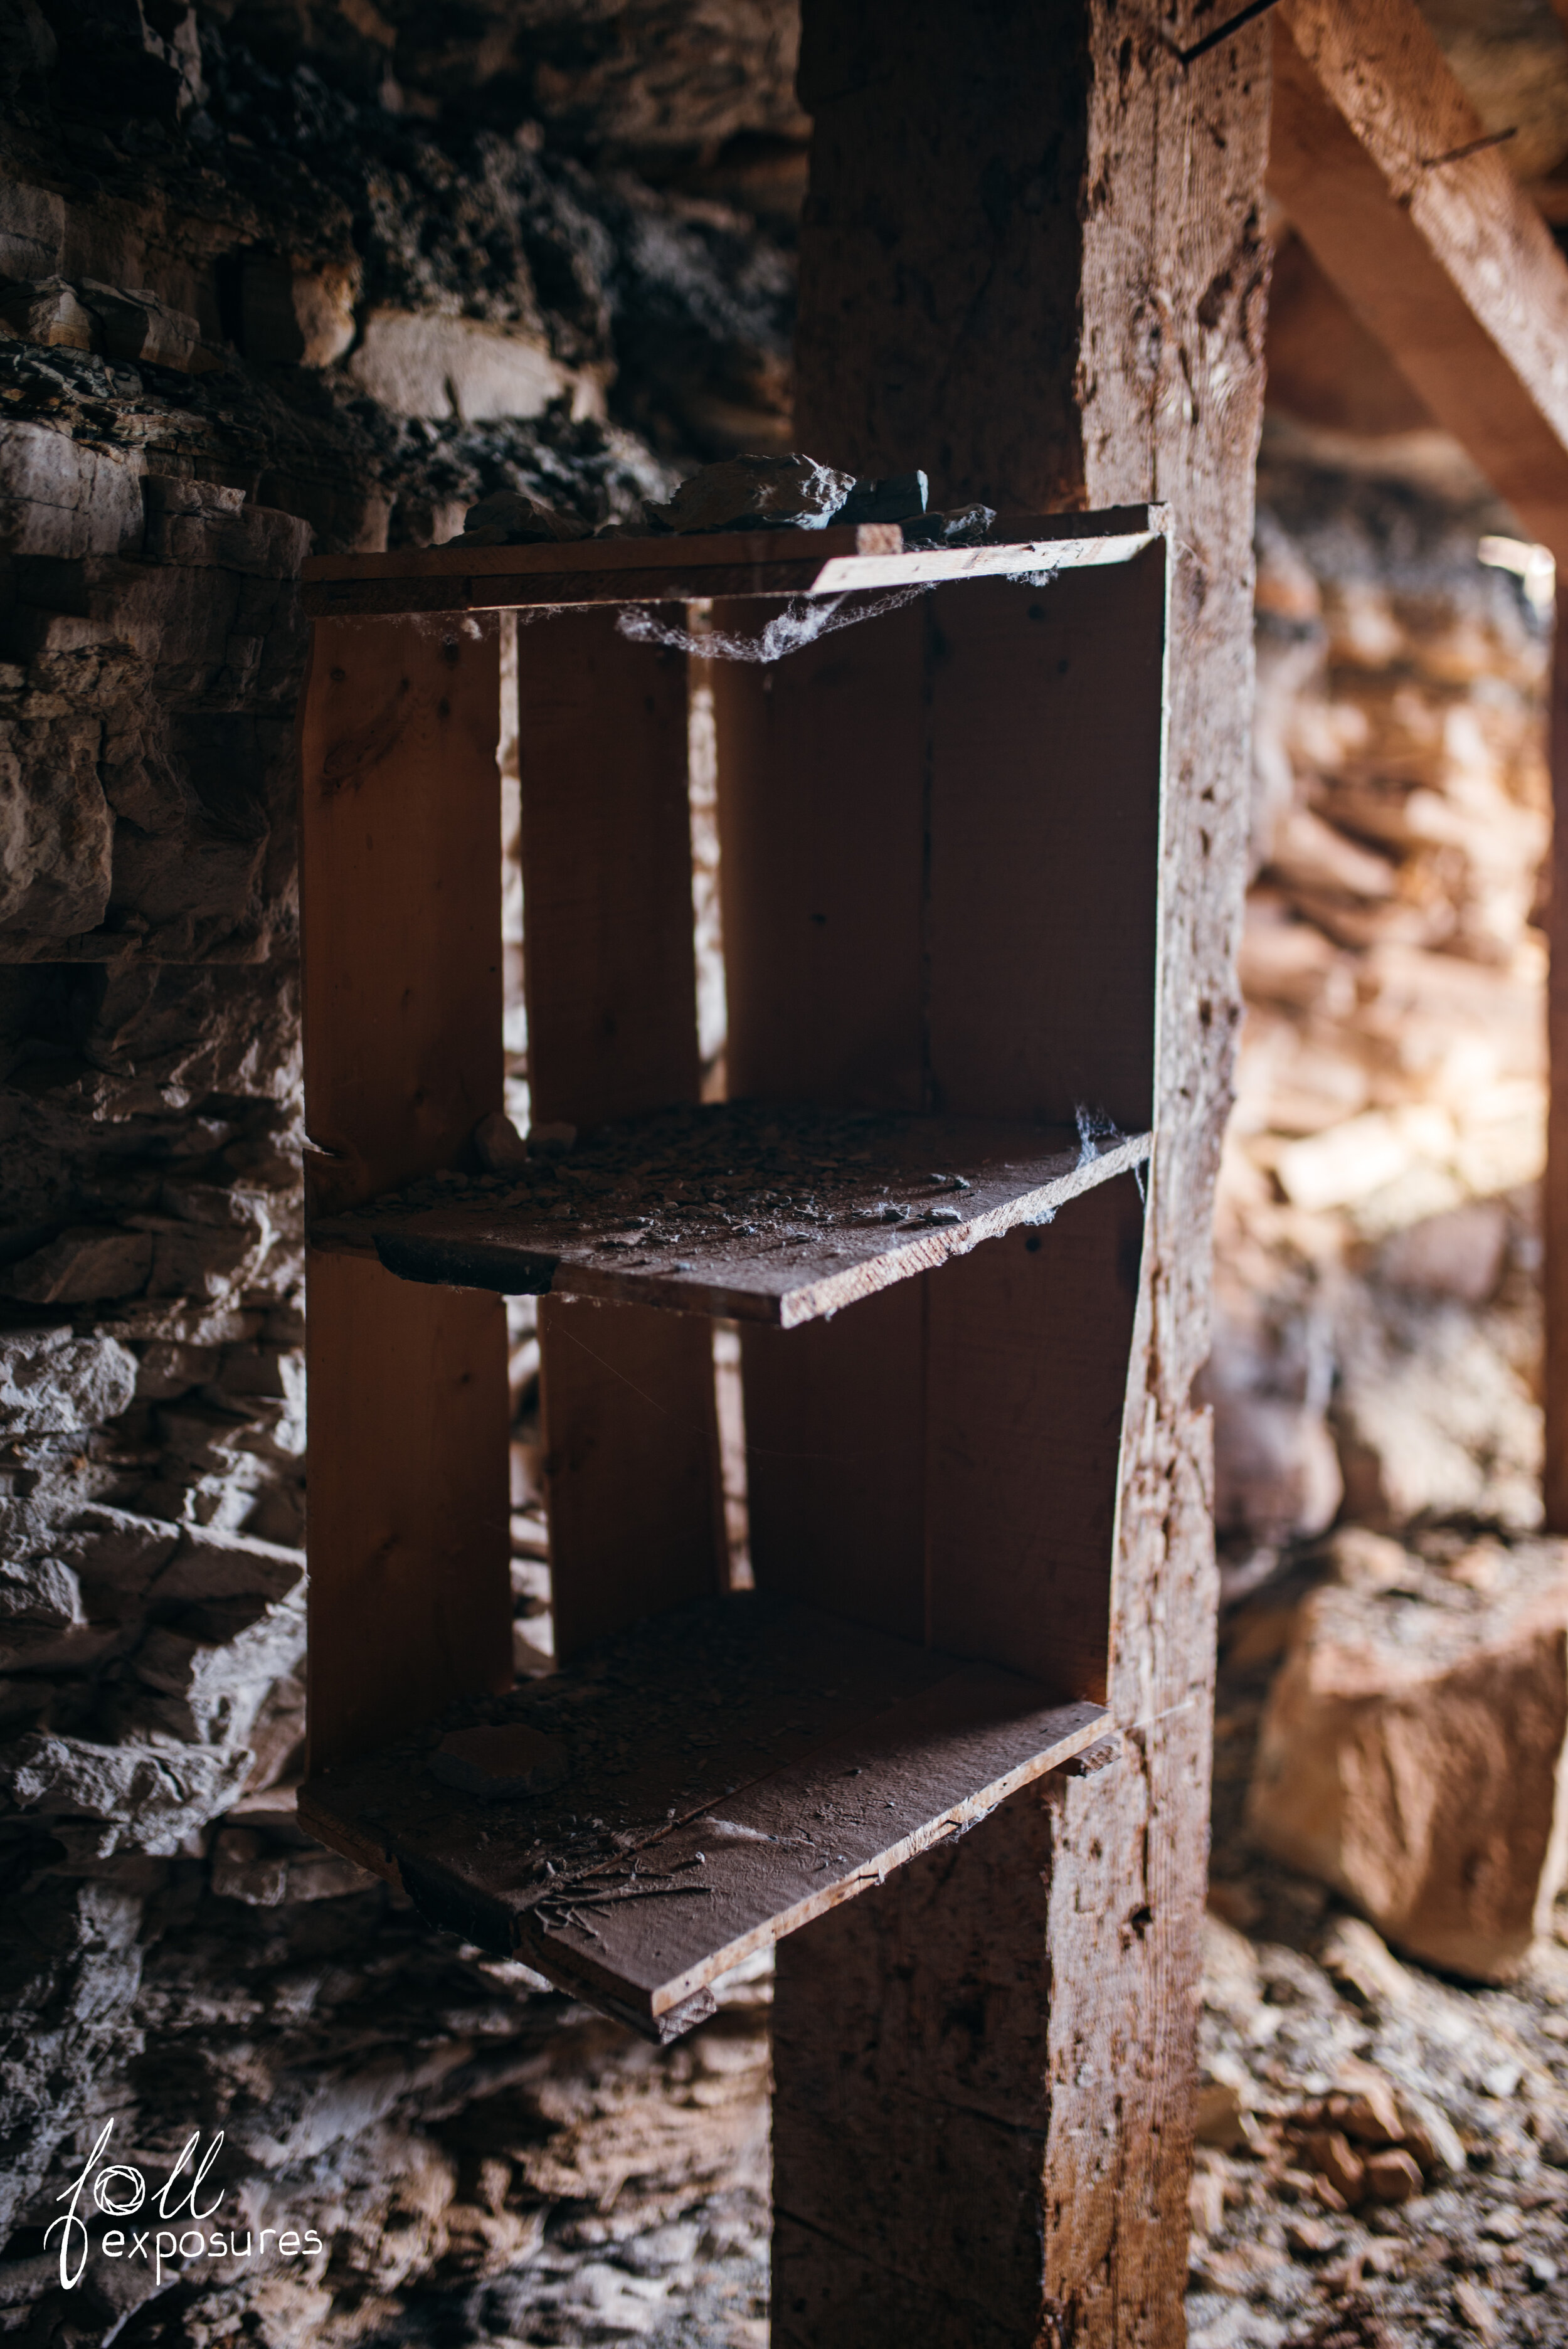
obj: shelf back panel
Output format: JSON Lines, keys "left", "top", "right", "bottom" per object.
{"left": 713, "top": 553, "right": 1165, "bottom": 1695}
{"left": 516, "top": 609, "right": 724, "bottom": 1652}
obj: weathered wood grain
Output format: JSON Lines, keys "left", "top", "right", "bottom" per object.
{"left": 1271, "top": 0, "right": 1568, "bottom": 564}
{"left": 299, "top": 1591, "right": 1108, "bottom": 2033}
{"left": 299, "top": 517, "right": 1163, "bottom": 617}
{"left": 514, "top": 608, "right": 723, "bottom": 1650}
{"left": 298, "top": 614, "right": 511, "bottom": 1769}
{"left": 332, "top": 1108, "right": 1152, "bottom": 1327}
{"left": 776, "top": 1, "right": 1270, "bottom": 2340}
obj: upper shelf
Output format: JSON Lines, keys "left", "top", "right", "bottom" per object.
{"left": 299, "top": 1591, "right": 1109, "bottom": 2040}
{"left": 311, "top": 1100, "right": 1152, "bottom": 1328}
{"left": 300, "top": 506, "right": 1167, "bottom": 617}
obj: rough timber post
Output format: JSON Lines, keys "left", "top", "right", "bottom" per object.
{"left": 770, "top": 6, "right": 1271, "bottom": 2343}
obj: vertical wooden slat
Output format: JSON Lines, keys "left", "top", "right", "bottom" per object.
{"left": 516, "top": 608, "right": 723, "bottom": 1653}
{"left": 712, "top": 604, "right": 928, "bottom": 1639}
{"left": 300, "top": 614, "right": 511, "bottom": 1771}
{"left": 1546, "top": 601, "right": 1568, "bottom": 1530}
{"left": 305, "top": 1257, "right": 510, "bottom": 1769}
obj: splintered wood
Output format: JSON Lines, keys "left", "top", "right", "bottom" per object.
{"left": 299, "top": 1593, "right": 1108, "bottom": 2039}
{"left": 313, "top": 1099, "right": 1152, "bottom": 1327}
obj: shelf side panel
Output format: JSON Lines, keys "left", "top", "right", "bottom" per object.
{"left": 921, "top": 559, "right": 1164, "bottom": 1692}
{"left": 926, "top": 552, "right": 1165, "bottom": 1131}
{"left": 739, "top": 1280, "right": 925, "bottom": 1641}
{"left": 306, "top": 1251, "right": 511, "bottom": 1771}
{"left": 712, "top": 599, "right": 928, "bottom": 1636}
{"left": 299, "top": 614, "right": 511, "bottom": 1770}
{"left": 710, "top": 600, "right": 926, "bottom": 1110}
{"left": 517, "top": 610, "right": 722, "bottom": 1649}
{"left": 542, "top": 1296, "right": 726, "bottom": 1658}
{"left": 924, "top": 1181, "right": 1145, "bottom": 1700}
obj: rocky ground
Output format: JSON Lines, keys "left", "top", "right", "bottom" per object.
{"left": 1191, "top": 1549, "right": 1568, "bottom": 2349}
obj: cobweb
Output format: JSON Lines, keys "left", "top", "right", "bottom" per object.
{"left": 617, "top": 581, "right": 932, "bottom": 664}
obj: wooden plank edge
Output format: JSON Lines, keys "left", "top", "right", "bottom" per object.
{"left": 359, "top": 1128, "right": 1153, "bottom": 1326}
{"left": 299, "top": 506, "right": 1165, "bottom": 586}
{"left": 522, "top": 1695, "right": 1113, "bottom": 2028}
{"left": 299, "top": 535, "right": 1166, "bottom": 619}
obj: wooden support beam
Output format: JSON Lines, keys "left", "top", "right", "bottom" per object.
{"left": 775, "top": 3, "right": 1270, "bottom": 2341}
{"left": 1270, "top": 0, "right": 1568, "bottom": 563}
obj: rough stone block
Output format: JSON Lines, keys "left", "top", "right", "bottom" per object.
{"left": 77, "top": 280, "right": 218, "bottom": 374}
{"left": 0, "top": 711, "right": 114, "bottom": 934}
{"left": 0, "top": 1225, "right": 153, "bottom": 1304}
{"left": 1376, "top": 1199, "right": 1509, "bottom": 1303}
{"left": 0, "top": 423, "right": 144, "bottom": 558}
{"left": 0, "top": 1327, "right": 138, "bottom": 1434}
{"left": 0, "top": 183, "right": 66, "bottom": 279}
{"left": 0, "top": 1729, "right": 251, "bottom": 1853}
{"left": 0, "top": 276, "right": 95, "bottom": 350}
{"left": 1248, "top": 1544, "right": 1568, "bottom": 1980}
{"left": 239, "top": 255, "right": 359, "bottom": 367}
{"left": 346, "top": 307, "right": 581, "bottom": 422}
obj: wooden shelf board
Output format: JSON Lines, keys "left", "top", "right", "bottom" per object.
{"left": 299, "top": 1593, "right": 1109, "bottom": 2039}
{"left": 312, "top": 1101, "right": 1152, "bottom": 1328}
{"left": 299, "top": 510, "right": 1167, "bottom": 617}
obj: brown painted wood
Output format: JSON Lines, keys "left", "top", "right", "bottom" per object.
{"left": 918, "top": 555, "right": 1163, "bottom": 1699}
{"left": 332, "top": 1107, "right": 1152, "bottom": 1327}
{"left": 741, "top": 1281, "right": 927, "bottom": 1642}
{"left": 298, "top": 614, "right": 511, "bottom": 1770}
{"left": 775, "top": 3, "right": 1271, "bottom": 2341}
{"left": 298, "top": 1590, "right": 1109, "bottom": 2034}
{"left": 1270, "top": 1, "right": 1568, "bottom": 565}
{"left": 926, "top": 558, "right": 1164, "bottom": 1134}
{"left": 514, "top": 607, "right": 723, "bottom": 1651}
{"left": 1546, "top": 603, "right": 1568, "bottom": 1532}
{"left": 925, "top": 1181, "right": 1147, "bottom": 1702}
{"left": 305, "top": 1252, "right": 511, "bottom": 1771}
{"left": 712, "top": 594, "right": 931, "bottom": 1640}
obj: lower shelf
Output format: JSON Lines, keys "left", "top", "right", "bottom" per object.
{"left": 300, "top": 1594, "right": 1109, "bottom": 2040}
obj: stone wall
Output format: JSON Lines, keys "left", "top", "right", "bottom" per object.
{"left": 1210, "top": 425, "right": 1551, "bottom": 1580}
{"left": 0, "top": 5, "right": 792, "bottom": 2339}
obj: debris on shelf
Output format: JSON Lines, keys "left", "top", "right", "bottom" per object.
{"left": 474, "top": 1108, "right": 531, "bottom": 1173}
{"left": 903, "top": 501, "right": 997, "bottom": 547}
{"left": 834, "top": 469, "right": 930, "bottom": 524}
{"left": 462, "top": 489, "right": 595, "bottom": 545}
{"left": 642, "top": 450, "right": 853, "bottom": 532}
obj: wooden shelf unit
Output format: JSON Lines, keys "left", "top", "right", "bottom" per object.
{"left": 296, "top": 507, "right": 1169, "bottom": 2029}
